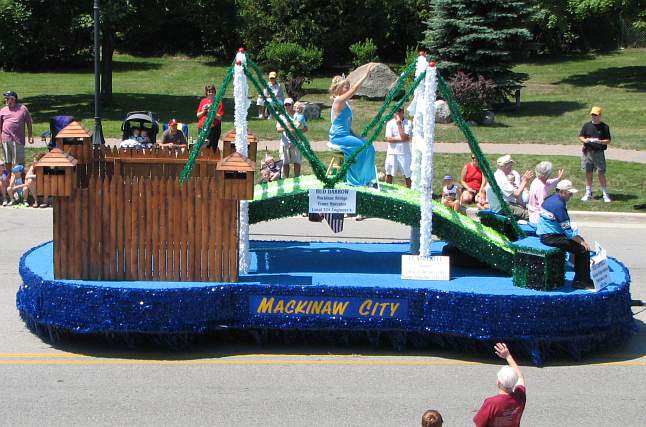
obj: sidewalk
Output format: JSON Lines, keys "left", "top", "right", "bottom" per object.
{"left": 32, "top": 138, "right": 645, "bottom": 164}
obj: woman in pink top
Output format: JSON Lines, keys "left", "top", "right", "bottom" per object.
{"left": 527, "top": 161, "right": 564, "bottom": 225}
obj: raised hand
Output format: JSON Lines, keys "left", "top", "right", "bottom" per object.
{"left": 494, "top": 342, "right": 510, "bottom": 359}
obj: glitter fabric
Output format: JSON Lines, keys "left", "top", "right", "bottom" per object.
{"left": 17, "top": 241, "right": 635, "bottom": 365}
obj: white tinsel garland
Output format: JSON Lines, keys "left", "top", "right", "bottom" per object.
{"left": 418, "top": 63, "right": 438, "bottom": 258}
{"left": 408, "top": 54, "right": 428, "bottom": 254}
{"left": 234, "top": 50, "right": 251, "bottom": 273}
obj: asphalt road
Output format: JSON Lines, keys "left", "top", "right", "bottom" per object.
{"left": 1, "top": 209, "right": 644, "bottom": 427}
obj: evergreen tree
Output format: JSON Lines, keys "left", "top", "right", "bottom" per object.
{"left": 424, "top": 0, "right": 532, "bottom": 98}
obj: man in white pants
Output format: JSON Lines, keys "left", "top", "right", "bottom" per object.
{"left": 384, "top": 108, "right": 412, "bottom": 188}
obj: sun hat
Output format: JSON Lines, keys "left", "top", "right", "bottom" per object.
{"left": 283, "top": 98, "right": 294, "bottom": 105}
{"left": 443, "top": 175, "right": 453, "bottom": 181}
{"left": 3, "top": 90, "right": 17, "bottom": 100}
{"left": 590, "top": 106, "right": 602, "bottom": 115}
{"left": 556, "top": 179, "right": 578, "bottom": 193}
{"left": 496, "top": 154, "right": 514, "bottom": 166}
{"left": 11, "top": 164, "right": 24, "bottom": 173}
{"left": 268, "top": 71, "right": 277, "bottom": 79}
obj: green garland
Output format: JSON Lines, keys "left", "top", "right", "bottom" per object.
{"left": 437, "top": 75, "right": 526, "bottom": 240}
{"left": 179, "top": 64, "right": 235, "bottom": 182}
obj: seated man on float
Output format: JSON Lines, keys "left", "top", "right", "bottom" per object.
{"left": 484, "top": 155, "right": 533, "bottom": 221}
{"left": 536, "top": 179, "right": 594, "bottom": 289}
{"left": 159, "top": 119, "right": 187, "bottom": 148}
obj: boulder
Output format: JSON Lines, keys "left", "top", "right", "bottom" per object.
{"left": 302, "top": 102, "right": 322, "bottom": 120}
{"left": 480, "top": 110, "right": 495, "bottom": 126}
{"left": 434, "top": 100, "right": 452, "bottom": 124}
{"left": 347, "top": 62, "right": 398, "bottom": 100}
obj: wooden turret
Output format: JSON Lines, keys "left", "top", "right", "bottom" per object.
{"left": 216, "top": 152, "right": 256, "bottom": 200}
{"left": 222, "top": 129, "right": 258, "bottom": 161}
{"left": 35, "top": 148, "right": 78, "bottom": 197}
{"left": 55, "top": 121, "right": 92, "bottom": 164}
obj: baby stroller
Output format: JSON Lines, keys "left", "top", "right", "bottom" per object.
{"left": 120, "top": 111, "right": 159, "bottom": 149}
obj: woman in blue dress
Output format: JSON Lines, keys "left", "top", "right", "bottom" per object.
{"left": 329, "top": 64, "right": 377, "bottom": 186}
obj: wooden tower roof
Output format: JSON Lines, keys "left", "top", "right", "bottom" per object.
{"left": 216, "top": 151, "right": 255, "bottom": 172}
{"left": 36, "top": 148, "right": 78, "bottom": 168}
{"left": 56, "top": 121, "right": 91, "bottom": 139}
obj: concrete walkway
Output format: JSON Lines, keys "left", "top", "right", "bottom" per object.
{"left": 89, "top": 138, "right": 645, "bottom": 164}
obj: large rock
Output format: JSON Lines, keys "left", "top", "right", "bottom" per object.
{"left": 434, "top": 100, "right": 452, "bottom": 124}
{"left": 302, "top": 102, "right": 322, "bottom": 120}
{"left": 347, "top": 62, "right": 398, "bottom": 100}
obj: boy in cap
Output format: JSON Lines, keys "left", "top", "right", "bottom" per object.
{"left": 0, "top": 90, "right": 34, "bottom": 172}
{"left": 537, "top": 179, "right": 594, "bottom": 289}
{"left": 579, "top": 106, "right": 611, "bottom": 202}
{"left": 6, "top": 164, "right": 28, "bottom": 206}
{"left": 441, "top": 175, "right": 461, "bottom": 211}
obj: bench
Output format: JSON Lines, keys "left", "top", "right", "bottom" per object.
{"left": 512, "top": 237, "right": 565, "bottom": 291}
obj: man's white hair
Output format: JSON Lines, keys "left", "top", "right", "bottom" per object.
{"left": 497, "top": 366, "right": 518, "bottom": 392}
{"left": 535, "top": 161, "right": 553, "bottom": 179}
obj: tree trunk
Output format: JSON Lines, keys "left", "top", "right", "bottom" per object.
{"left": 101, "top": 28, "right": 114, "bottom": 106}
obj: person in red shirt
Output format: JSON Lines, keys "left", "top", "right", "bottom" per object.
{"left": 473, "top": 343, "right": 526, "bottom": 427}
{"left": 196, "top": 84, "right": 224, "bottom": 153}
{"left": 460, "top": 154, "right": 486, "bottom": 206}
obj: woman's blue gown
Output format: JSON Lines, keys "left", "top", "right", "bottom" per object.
{"left": 329, "top": 102, "right": 376, "bottom": 186}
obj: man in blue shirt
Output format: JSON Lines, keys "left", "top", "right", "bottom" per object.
{"left": 536, "top": 180, "right": 593, "bottom": 289}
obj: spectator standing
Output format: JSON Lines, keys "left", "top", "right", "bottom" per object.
{"left": 484, "top": 155, "right": 533, "bottom": 220}
{"left": 579, "top": 106, "right": 611, "bottom": 202}
{"left": 527, "top": 161, "right": 564, "bottom": 226}
{"left": 384, "top": 107, "right": 412, "bottom": 188}
{"left": 537, "top": 179, "right": 594, "bottom": 289}
{"left": 196, "top": 84, "right": 224, "bottom": 153}
{"left": 276, "top": 98, "right": 306, "bottom": 179}
{"left": 160, "top": 119, "right": 187, "bottom": 148}
{"left": 0, "top": 91, "right": 34, "bottom": 171}
{"left": 460, "top": 154, "right": 486, "bottom": 205}
{"left": 261, "top": 71, "right": 285, "bottom": 119}
{"left": 473, "top": 343, "right": 526, "bottom": 427}
{"left": 421, "top": 409, "right": 443, "bottom": 427}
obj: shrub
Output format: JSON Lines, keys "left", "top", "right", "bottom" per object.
{"left": 259, "top": 41, "right": 323, "bottom": 100}
{"left": 349, "top": 38, "right": 379, "bottom": 68}
{"left": 447, "top": 72, "right": 496, "bottom": 123}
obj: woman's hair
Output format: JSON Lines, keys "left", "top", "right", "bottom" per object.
{"left": 329, "top": 75, "right": 348, "bottom": 97}
{"left": 33, "top": 152, "right": 45, "bottom": 162}
{"left": 535, "top": 160, "right": 553, "bottom": 179}
{"left": 293, "top": 101, "right": 305, "bottom": 113}
{"left": 205, "top": 84, "right": 216, "bottom": 95}
{"left": 421, "top": 410, "right": 443, "bottom": 427}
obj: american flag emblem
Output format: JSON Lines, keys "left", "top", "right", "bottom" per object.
{"left": 323, "top": 213, "right": 344, "bottom": 233}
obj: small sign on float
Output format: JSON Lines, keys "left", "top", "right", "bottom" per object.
{"left": 309, "top": 189, "right": 356, "bottom": 214}
{"left": 590, "top": 241, "right": 611, "bottom": 291}
{"left": 401, "top": 255, "right": 450, "bottom": 281}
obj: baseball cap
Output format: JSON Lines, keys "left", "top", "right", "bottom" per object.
{"left": 168, "top": 118, "right": 178, "bottom": 126}
{"left": 283, "top": 98, "right": 294, "bottom": 105}
{"left": 443, "top": 175, "right": 453, "bottom": 181}
{"left": 556, "top": 179, "right": 578, "bottom": 193}
{"left": 3, "top": 90, "right": 17, "bottom": 99}
{"left": 496, "top": 154, "right": 514, "bottom": 166}
{"left": 268, "top": 71, "right": 277, "bottom": 79}
{"left": 11, "top": 164, "right": 24, "bottom": 173}
{"left": 590, "top": 106, "right": 602, "bottom": 116}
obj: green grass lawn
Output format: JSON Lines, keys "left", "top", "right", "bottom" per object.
{"left": 1, "top": 49, "right": 644, "bottom": 149}
{"left": 22, "top": 147, "right": 645, "bottom": 213}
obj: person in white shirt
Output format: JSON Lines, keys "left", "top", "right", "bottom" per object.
{"left": 384, "top": 108, "right": 412, "bottom": 188}
{"left": 485, "top": 155, "right": 533, "bottom": 220}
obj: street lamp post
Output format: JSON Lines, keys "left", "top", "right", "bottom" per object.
{"left": 92, "top": 0, "right": 105, "bottom": 145}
